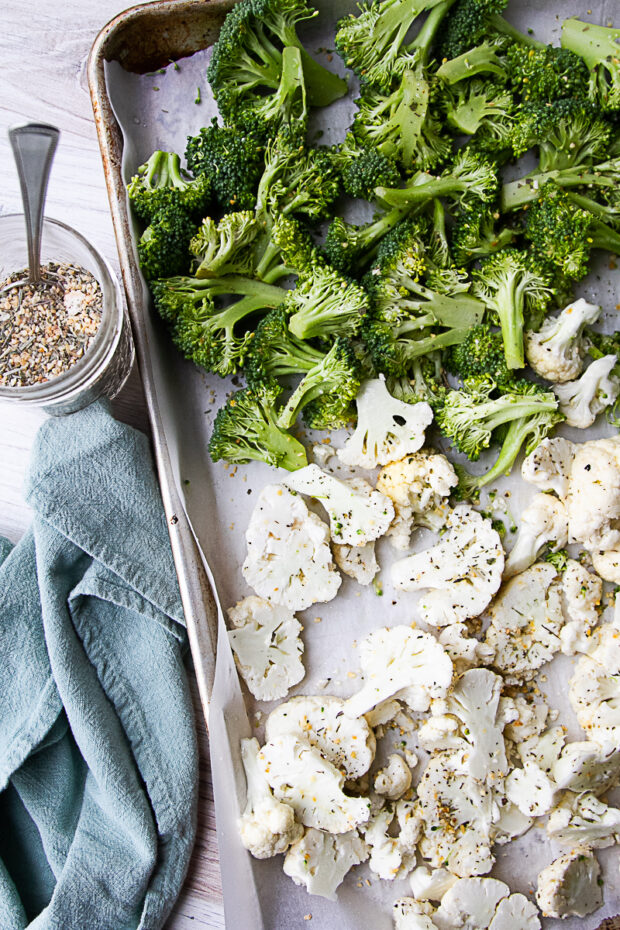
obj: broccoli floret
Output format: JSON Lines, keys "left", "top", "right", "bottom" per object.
{"left": 472, "top": 248, "right": 552, "bottom": 369}
{"left": 245, "top": 305, "right": 325, "bottom": 389}
{"left": 445, "top": 323, "right": 514, "bottom": 387}
{"left": 185, "top": 120, "right": 265, "bottom": 212}
{"left": 436, "top": 34, "right": 512, "bottom": 84}
{"left": 209, "top": 385, "right": 308, "bottom": 470}
{"left": 255, "top": 131, "right": 341, "bottom": 222}
{"left": 322, "top": 207, "right": 407, "bottom": 275}
{"left": 451, "top": 201, "right": 515, "bottom": 265}
{"left": 525, "top": 183, "right": 620, "bottom": 282}
{"left": 190, "top": 211, "right": 260, "bottom": 278}
{"left": 150, "top": 274, "right": 284, "bottom": 375}
{"left": 387, "top": 354, "right": 447, "bottom": 407}
{"left": 440, "top": 0, "right": 543, "bottom": 61}
{"left": 352, "top": 65, "right": 451, "bottom": 171}
{"left": 505, "top": 43, "right": 589, "bottom": 103}
{"left": 362, "top": 315, "right": 477, "bottom": 377}
{"left": 562, "top": 18, "right": 620, "bottom": 111}
{"left": 331, "top": 134, "right": 401, "bottom": 200}
{"left": 335, "top": 0, "right": 453, "bottom": 90}
{"left": 438, "top": 378, "right": 563, "bottom": 494}
{"left": 137, "top": 204, "right": 198, "bottom": 281}
{"left": 284, "top": 260, "right": 370, "bottom": 340}
{"left": 502, "top": 156, "right": 620, "bottom": 211}
{"left": 376, "top": 148, "right": 498, "bottom": 210}
{"left": 277, "top": 337, "right": 361, "bottom": 428}
{"left": 442, "top": 80, "right": 514, "bottom": 144}
{"left": 587, "top": 329, "right": 620, "bottom": 426}
{"left": 510, "top": 99, "right": 612, "bottom": 169}
{"left": 127, "top": 151, "right": 212, "bottom": 221}
{"left": 207, "top": 0, "right": 346, "bottom": 117}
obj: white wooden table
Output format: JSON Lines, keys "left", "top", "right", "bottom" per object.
{"left": 0, "top": 2, "right": 224, "bottom": 926}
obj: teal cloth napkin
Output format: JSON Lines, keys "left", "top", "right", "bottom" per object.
{"left": 0, "top": 401, "right": 199, "bottom": 930}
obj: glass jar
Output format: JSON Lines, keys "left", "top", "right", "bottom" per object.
{"left": 0, "top": 214, "right": 134, "bottom": 415}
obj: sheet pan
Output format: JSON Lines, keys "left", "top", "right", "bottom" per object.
{"left": 88, "top": 2, "right": 620, "bottom": 926}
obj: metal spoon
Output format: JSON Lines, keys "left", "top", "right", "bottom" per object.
{"left": 4, "top": 122, "right": 60, "bottom": 290}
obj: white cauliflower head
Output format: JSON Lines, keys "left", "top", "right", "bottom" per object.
{"left": 238, "top": 737, "right": 303, "bottom": 859}
{"left": 553, "top": 354, "right": 620, "bottom": 428}
{"left": 393, "top": 899, "right": 439, "bottom": 930}
{"left": 409, "top": 867, "right": 458, "bottom": 902}
{"left": 242, "top": 484, "right": 341, "bottom": 610}
{"left": 484, "top": 563, "right": 564, "bottom": 683}
{"left": 227, "top": 596, "right": 304, "bottom": 701}
{"left": 591, "top": 547, "right": 620, "bottom": 584}
{"left": 265, "top": 694, "right": 376, "bottom": 779}
{"left": 374, "top": 753, "right": 413, "bottom": 800}
{"left": 536, "top": 847, "right": 602, "bottom": 920}
{"left": 283, "top": 466, "right": 394, "bottom": 546}
{"left": 488, "top": 894, "right": 541, "bottom": 930}
{"left": 377, "top": 451, "right": 457, "bottom": 550}
{"left": 516, "top": 725, "right": 565, "bottom": 775}
{"left": 521, "top": 436, "right": 575, "bottom": 499}
{"left": 258, "top": 734, "right": 371, "bottom": 833}
{"left": 569, "top": 618, "right": 620, "bottom": 747}
{"left": 333, "top": 540, "right": 379, "bottom": 585}
{"left": 283, "top": 826, "right": 368, "bottom": 900}
{"left": 525, "top": 297, "right": 601, "bottom": 383}
{"left": 418, "top": 669, "right": 508, "bottom": 783}
{"left": 546, "top": 792, "right": 620, "bottom": 848}
{"left": 502, "top": 694, "right": 548, "bottom": 743}
{"left": 392, "top": 505, "right": 504, "bottom": 627}
{"left": 438, "top": 624, "right": 495, "bottom": 674}
{"left": 364, "top": 800, "right": 420, "bottom": 880}
{"left": 337, "top": 376, "right": 433, "bottom": 469}
{"left": 566, "top": 435, "right": 620, "bottom": 549}
{"left": 504, "top": 761, "right": 557, "bottom": 817}
{"left": 553, "top": 740, "right": 620, "bottom": 794}
{"left": 344, "top": 625, "right": 453, "bottom": 719}
{"left": 559, "top": 559, "right": 602, "bottom": 655}
{"left": 503, "top": 493, "right": 568, "bottom": 579}
{"left": 432, "top": 877, "right": 509, "bottom": 930}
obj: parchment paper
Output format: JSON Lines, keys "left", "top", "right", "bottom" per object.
{"left": 106, "top": 1, "right": 620, "bottom": 925}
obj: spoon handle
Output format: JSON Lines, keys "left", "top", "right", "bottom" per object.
{"left": 9, "top": 123, "right": 60, "bottom": 283}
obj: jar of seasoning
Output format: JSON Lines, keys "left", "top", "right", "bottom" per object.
{"left": 0, "top": 214, "right": 134, "bottom": 415}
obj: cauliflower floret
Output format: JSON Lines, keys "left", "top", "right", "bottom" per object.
{"left": 521, "top": 436, "right": 575, "bottom": 499}
{"left": 566, "top": 435, "right": 620, "bottom": 549}
{"left": 591, "top": 547, "right": 620, "bottom": 583}
{"left": 553, "top": 354, "right": 620, "bottom": 428}
{"left": 503, "top": 494, "right": 568, "bottom": 579}
{"left": 265, "top": 695, "right": 376, "bottom": 779}
{"left": 238, "top": 737, "right": 302, "bottom": 859}
{"left": 417, "top": 755, "right": 497, "bottom": 877}
{"left": 484, "top": 563, "right": 564, "bottom": 683}
{"left": 258, "top": 734, "right": 370, "bottom": 833}
{"left": 337, "top": 376, "right": 433, "bottom": 469}
{"left": 392, "top": 505, "right": 504, "bottom": 627}
{"left": 242, "top": 484, "right": 341, "bottom": 610}
{"left": 569, "top": 619, "right": 620, "bottom": 746}
{"left": 410, "top": 867, "right": 458, "bottom": 902}
{"left": 227, "top": 596, "right": 304, "bottom": 701}
{"left": 553, "top": 740, "right": 620, "bottom": 793}
{"left": 345, "top": 626, "right": 453, "bottom": 719}
{"left": 490, "top": 796, "right": 533, "bottom": 845}
{"left": 283, "top": 826, "right": 368, "bottom": 899}
{"left": 502, "top": 695, "right": 549, "bottom": 743}
{"left": 364, "top": 800, "right": 421, "bottom": 880}
{"left": 525, "top": 298, "right": 601, "bottom": 383}
{"left": 559, "top": 559, "right": 602, "bottom": 655}
{"left": 311, "top": 441, "right": 334, "bottom": 467}
{"left": 376, "top": 451, "right": 457, "bottom": 550}
{"left": 432, "top": 877, "right": 509, "bottom": 930}
{"left": 418, "top": 669, "right": 508, "bottom": 783}
{"left": 546, "top": 792, "right": 620, "bottom": 848}
{"left": 488, "top": 894, "right": 541, "bottom": 930}
{"left": 504, "top": 762, "right": 557, "bottom": 817}
{"left": 516, "top": 726, "right": 565, "bottom": 774}
{"left": 283, "top": 466, "right": 394, "bottom": 546}
{"left": 536, "top": 847, "right": 602, "bottom": 919}
{"left": 438, "top": 624, "right": 495, "bottom": 674}
{"left": 374, "top": 753, "right": 413, "bottom": 800}
{"left": 332, "top": 540, "right": 379, "bottom": 584}
{"left": 393, "top": 899, "right": 439, "bottom": 930}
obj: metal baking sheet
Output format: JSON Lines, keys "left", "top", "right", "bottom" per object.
{"left": 88, "top": 2, "right": 620, "bottom": 927}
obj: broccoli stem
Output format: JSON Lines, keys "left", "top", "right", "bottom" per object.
{"left": 376, "top": 174, "right": 469, "bottom": 207}
{"left": 293, "top": 47, "right": 347, "bottom": 107}
{"left": 436, "top": 45, "right": 506, "bottom": 84}
{"left": 401, "top": 326, "right": 477, "bottom": 361}
{"left": 493, "top": 273, "right": 525, "bottom": 370}
{"left": 561, "top": 17, "right": 620, "bottom": 69}
{"left": 487, "top": 13, "right": 545, "bottom": 49}
{"left": 474, "top": 414, "right": 549, "bottom": 489}
{"left": 502, "top": 161, "right": 620, "bottom": 211}
{"left": 410, "top": 0, "right": 458, "bottom": 62}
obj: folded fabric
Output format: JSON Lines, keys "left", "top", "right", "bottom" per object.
{"left": 0, "top": 401, "right": 199, "bottom": 930}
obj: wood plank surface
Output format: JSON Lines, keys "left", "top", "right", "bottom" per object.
{"left": 0, "top": 2, "right": 224, "bottom": 926}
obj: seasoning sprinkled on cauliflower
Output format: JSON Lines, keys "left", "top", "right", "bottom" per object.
{"left": 505, "top": 761, "right": 557, "bottom": 817}
{"left": 227, "top": 596, "right": 304, "bottom": 701}
{"left": 553, "top": 740, "right": 620, "bottom": 793}
{"left": 333, "top": 540, "right": 379, "bottom": 584}
{"left": 503, "top": 493, "right": 568, "bottom": 579}
{"left": 553, "top": 354, "right": 620, "bottom": 429}
{"left": 438, "top": 624, "right": 495, "bottom": 674}
{"left": 393, "top": 898, "right": 439, "bottom": 930}
{"left": 238, "top": 737, "right": 303, "bottom": 859}
{"left": 569, "top": 616, "right": 620, "bottom": 746}
{"left": 546, "top": 792, "right": 620, "bottom": 848}
{"left": 338, "top": 376, "right": 433, "bottom": 470}
{"left": 283, "top": 466, "right": 394, "bottom": 546}
{"left": 345, "top": 625, "right": 453, "bottom": 719}
{"left": 536, "top": 847, "right": 602, "bottom": 919}
{"left": 566, "top": 436, "right": 620, "bottom": 550}
{"left": 525, "top": 298, "right": 601, "bottom": 383}
{"left": 392, "top": 505, "right": 504, "bottom": 627}
{"left": 521, "top": 436, "right": 575, "bottom": 500}
{"left": 591, "top": 547, "right": 620, "bottom": 584}
{"left": 559, "top": 559, "right": 602, "bottom": 655}
{"left": 283, "top": 827, "right": 368, "bottom": 900}
{"left": 376, "top": 451, "right": 457, "bottom": 550}
{"left": 242, "top": 484, "right": 341, "bottom": 610}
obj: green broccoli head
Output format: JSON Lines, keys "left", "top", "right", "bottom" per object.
{"left": 322, "top": 209, "right": 406, "bottom": 275}
{"left": 387, "top": 354, "right": 447, "bottom": 408}
{"left": 376, "top": 148, "right": 499, "bottom": 211}
{"left": 256, "top": 131, "right": 341, "bottom": 221}
{"left": 185, "top": 120, "right": 265, "bottom": 212}
{"left": 127, "top": 151, "right": 212, "bottom": 222}
{"left": 441, "top": 79, "right": 514, "bottom": 146}
{"left": 562, "top": 18, "right": 620, "bottom": 111}
{"left": 445, "top": 323, "right": 514, "bottom": 387}
{"left": 284, "top": 261, "right": 370, "bottom": 340}
{"left": 505, "top": 43, "right": 589, "bottom": 103}
{"left": 190, "top": 211, "right": 260, "bottom": 278}
{"left": 439, "top": 0, "right": 543, "bottom": 60}
{"left": 450, "top": 201, "right": 515, "bottom": 265}
{"left": 209, "top": 384, "right": 308, "bottom": 470}
{"left": 510, "top": 98, "right": 612, "bottom": 170}
{"left": 331, "top": 134, "right": 402, "bottom": 201}
{"left": 137, "top": 203, "right": 198, "bottom": 281}
{"left": 277, "top": 337, "right": 361, "bottom": 429}
{"left": 245, "top": 305, "right": 324, "bottom": 389}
